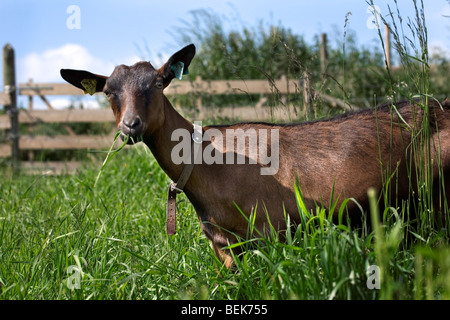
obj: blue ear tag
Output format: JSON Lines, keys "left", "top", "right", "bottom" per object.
{"left": 170, "top": 61, "right": 189, "bottom": 80}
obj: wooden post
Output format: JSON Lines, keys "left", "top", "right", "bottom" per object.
{"left": 27, "top": 79, "right": 34, "bottom": 110}
{"left": 3, "top": 44, "right": 19, "bottom": 171}
{"left": 302, "top": 70, "right": 312, "bottom": 120}
{"left": 320, "top": 33, "right": 328, "bottom": 75}
{"left": 26, "top": 80, "right": 34, "bottom": 161}
{"left": 384, "top": 24, "right": 391, "bottom": 69}
{"left": 195, "top": 76, "right": 203, "bottom": 118}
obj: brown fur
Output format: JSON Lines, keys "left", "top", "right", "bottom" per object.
{"left": 61, "top": 44, "right": 450, "bottom": 268}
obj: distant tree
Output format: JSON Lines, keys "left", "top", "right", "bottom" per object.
{"left": 170, "top": 9, "right": 314, "bottom": 81}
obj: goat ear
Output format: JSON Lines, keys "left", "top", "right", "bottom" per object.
{"left": 60, "top": 69, "right": 107, "bottom": 95}
{"left": 159, "top": 44, "right": 196, "bottom": 87}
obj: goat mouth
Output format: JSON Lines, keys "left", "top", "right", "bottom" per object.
{"left": 120, "top": 133, "right": 143, "bottom": 144}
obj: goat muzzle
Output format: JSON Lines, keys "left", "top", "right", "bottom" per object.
{"left": 120, "top": 115, "right": 144, "bottom": 143}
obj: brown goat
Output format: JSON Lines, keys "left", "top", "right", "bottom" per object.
{"left": 61, "top": 44, "right": 449, "bottom": 268}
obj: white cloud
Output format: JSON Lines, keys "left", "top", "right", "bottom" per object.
{"left": 18, "top": 43, "right": 141, "bottom": 83}
{"left": 18, "top": 44, "right": 111, "bottom": 83}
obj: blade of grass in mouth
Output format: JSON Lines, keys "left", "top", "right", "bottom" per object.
{"left": 94, "top": 131, "right": 129, "bottom": 188}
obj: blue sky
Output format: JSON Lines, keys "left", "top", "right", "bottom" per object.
{"left": 0, "top": 0, "right": 449, "bottom": 108}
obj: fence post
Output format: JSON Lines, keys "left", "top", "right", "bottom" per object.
{"left": 3, "top": 44, "right": 19, "bottom": 171}
{"left": 320, "top": 33, "right": 328, "bottom": 75}
{"left": 384, "top": 24, "right": 391, "bottom": 69}
{"left": 302, "top": 70, "right": 312, "bottom": 120}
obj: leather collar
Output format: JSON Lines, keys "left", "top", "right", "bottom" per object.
{"left": 166, "top": 123, "right": 202, "bottom": 235}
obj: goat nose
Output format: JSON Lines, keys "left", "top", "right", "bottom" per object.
{"left": 123, "top": 116, "right": 141, "bottom": 129}
{"left": 122, "top": 115, "right": 143, "bottom": 135}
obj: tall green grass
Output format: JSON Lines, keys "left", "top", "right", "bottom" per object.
{"left": 368, "top": 0, "right": 449, "bottom": 236}
{"left": 0, "top": 145, "right": 449, "bottom": 300}
{"left": 0, "top": 148, "right": 382, "bottom": 299}
{"left": 0, "top": 147, "right": 214, "bottom": 299}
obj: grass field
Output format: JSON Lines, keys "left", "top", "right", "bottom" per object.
{"left": 0, "top": 143, "right": 449, "bottom": 300}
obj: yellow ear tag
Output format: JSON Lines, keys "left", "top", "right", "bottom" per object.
{"left": 80, "top": 78, "right": 97, "bottom": 96}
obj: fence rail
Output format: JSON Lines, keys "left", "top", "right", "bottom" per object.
{"left": 0, "top": 108, "right": 115, "bottom": 129}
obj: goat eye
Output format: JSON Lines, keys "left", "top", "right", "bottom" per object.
{"left": 155, "top": 81, "right": 163, "bottom": 89}
{"left": 104, "top": 90, "right": 112, "bottom": 98}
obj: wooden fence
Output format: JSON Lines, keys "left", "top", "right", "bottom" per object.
{"left": 0, "top": 43, "right": 355, "bottom": 174}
